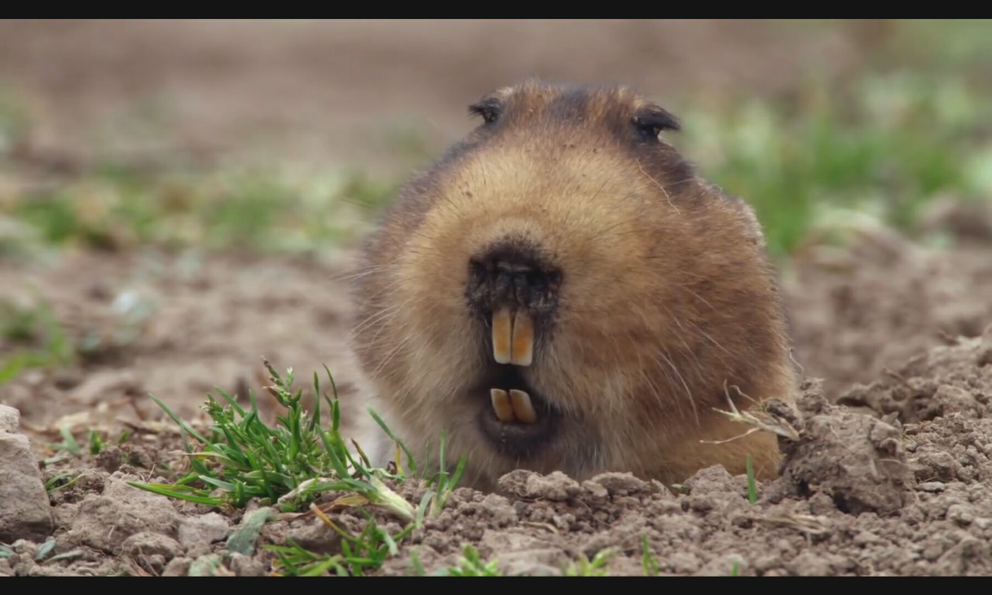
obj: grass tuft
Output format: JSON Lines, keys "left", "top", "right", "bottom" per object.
{"left": 746, "top": 455, "right": 758, "bottom": 504}
{"left": 563, "top": 548, "right": 614, "bottom": 576}
{"left": 128, "top": 359, "right": 470, "bottom": 576}
{"left": 432, "top": 545, "right": 502, "bottom": 576}
{"left": 642, "top": 534, "right": 659, "bottom": 576}
{"left": 129, "top": 360, "right": 415, "bottom": 516}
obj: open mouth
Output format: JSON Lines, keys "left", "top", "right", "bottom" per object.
{"left": 475, "top": 365, "right": 558, "bottom": 458}
{"left": 474, "top": 306, "right": 559, "bottom": 458}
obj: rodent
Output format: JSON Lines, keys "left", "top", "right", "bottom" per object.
{"left": 348, "top": 79, "right": 799, "bottom": 493}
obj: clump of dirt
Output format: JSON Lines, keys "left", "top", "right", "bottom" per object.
{"left": 775, "top": 378, "right": 912, "bottom": 516}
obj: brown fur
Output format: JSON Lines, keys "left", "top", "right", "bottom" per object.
{"left": 348, "top": 79, "right": 799, "bottom": 492}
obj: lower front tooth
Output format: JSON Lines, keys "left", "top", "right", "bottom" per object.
{"left": 492, "top": 307, "right": 512, "bottom": 364}
{"left": 490, "top": 388, "right": 515, "bottom": 422}
{"left": 509, "top": 389, "right": 538, "bottom": 424}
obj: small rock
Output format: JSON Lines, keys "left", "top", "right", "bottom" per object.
{"left": 498, "top": 470, "right": 581, "bottom": 501}
{"left": 650, "top": 480, "right": 676, "bottom": 497}
{"left": 188, "top": 553, "right": 231, "bottom": 576}
{"left": 179, "top": 513, "right": 231, "bottom": 550}
{"left": 0, "top": 405, "right": 19, "bottom": 433}
{"left": 853, "top": 531, "right": 882, "bottom": 546}
{"left": 286, "top": 519, "right": 342, "bottom": 555}
{"left": 121, "top": 532, "right": 184, "bottom": 560}
{"left": 914, "top": 452, "right": 959, "bottom": 483}
{"left": 681, "top": 466, "right": 736, "bottom": 496}
{"left": 497, "top": 469, "right": 531, "bottom": 496}
{"left": 918, "top": 482, "right": 947, "bottom": 493}
{"left": 666, "top": 551, "right": 703, "bottom": 573}
{"left": 552, "top": 513, "right": 574, "bottom": 531}
{"left": 146, "top": 554, "right": 167, "bottom": 574}
{"left": 162, "top": 557, "right": 192, "bottom": 577}
{"left": 581, "top": 480, "right": 609, "bottom": 501}
{"left": 589, "top": 472, "right": 651, "bottom": 496}
{"left": 686, "top": 495, "right": 715, "bottom": 513}
{"left": 947, "top": 504, "right": 975, "bottom": 526}
{"left": 479, "top": 493, "right": 517, "bottom": 526}
{"left": 11, "top": 539, "right": 37, "bottom": 556}
{"left": 0, "top": 412, "right": 55, "bottom": 542}
{"left": 525, "top": 471, "right": 581, "bottom": 501}
{"left": 502, "top": 560, "right": 561, "bottom": 576}
{"left": 696, "top": 553, "right": 745, "bottom": 576}
{"left": 229, "top": 552, "right": 266, "bottom": 576}
{"left": 479, "top": 529, "right": 549, "bottom": 558}
{"left": 808, "top": 491, "right": 837, "bottom": 515}
{"left": 753, "top": 555, "right": 780, "bottom": 572}
{"left": 479, "top": 530, "right": 563, "bottom": 575}
{"left": 70, "top": 478, "right": 181, "bottom": 554}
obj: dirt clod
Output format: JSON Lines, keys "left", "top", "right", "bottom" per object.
{"left": 178, "top": 513, "right": 231, "bottom": 556}
{"left": 499, "top": 470, "right": 581, "bottom": 501}
{"left": 67, "top": 478, "right": 181, "bottom": 555}
{"left": 778, "top": 383, "right": 912, "bottom": 516}
{"left": 285, "top": 520, "right": 342, "bottom": 555}
{"left": 161, "top": 557, "right": 192, "bottom": 577}
{"left": 0, "top": 406, "right": 55, "bottom": 543}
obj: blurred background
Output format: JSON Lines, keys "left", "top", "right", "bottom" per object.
{"left": 1, "top": 20, "right": 991, "bottom": 438}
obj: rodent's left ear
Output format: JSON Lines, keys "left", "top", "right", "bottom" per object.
{"left": 632, "top": 104, "right": 681, "bottom": 139}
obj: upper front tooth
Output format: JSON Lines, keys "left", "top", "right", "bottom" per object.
{"left": 490, "top": 388, "right": 515, "bottom": 422}
{"left": 510, "top": 310, "right": 534, "bottom": 367}
{"left": 492, "top": 306, "right": 512, "bottom": 364}
{"left": 508, "top": 389, "right": 538, "bottom": 424}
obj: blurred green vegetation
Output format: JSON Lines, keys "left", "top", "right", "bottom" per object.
{"left": 0, "top": 298, "right": 73, "bottom": 385}
{"left": 672, "top": 70, "right": 992, "bottom": 256}
{"left": 0, "top": 20, "right": 989, "bottom": 261}
{"left": 4, "top": 166, "right": 394, "bottom": 256}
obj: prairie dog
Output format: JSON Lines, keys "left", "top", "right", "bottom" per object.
{"left": 348, "top": 80, "right": 798, "bottom": 492}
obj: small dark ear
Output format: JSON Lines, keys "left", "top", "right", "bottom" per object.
{"left": 632, "top": 104, "right": 681, "bottom": 140}
{"left": 468, "top": 96, "right": 503, "bottom": 125}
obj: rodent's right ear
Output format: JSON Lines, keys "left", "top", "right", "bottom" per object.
{"left": 468, "top": 96, "right": 504, "bottom": 125}
{"left": 632, "top": 103, "right": 681, "bottom": 141}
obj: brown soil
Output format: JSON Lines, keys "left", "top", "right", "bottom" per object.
{"left": 3, "top": 20, "right": 992, "bottom": 576}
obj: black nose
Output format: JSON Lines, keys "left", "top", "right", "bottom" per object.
{"left": 465, "top": 242, "right": 562, "bottom": 319}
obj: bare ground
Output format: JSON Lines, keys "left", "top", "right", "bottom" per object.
{"left": 3, "top": 20, "right": 992, "bottom": 576}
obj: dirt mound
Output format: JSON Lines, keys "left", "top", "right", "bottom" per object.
{"left": 784, "top": 235, "right": 992, "bottom": 398}
{"left": 3, "top": 325, "right": 991, "bottom": 576}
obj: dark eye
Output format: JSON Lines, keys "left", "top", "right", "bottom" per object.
{"left": 468, "top": 98, "right": 503, "bottom": 125}
{"left": 632, "top": 105, "right": 681, "bottom": 141}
